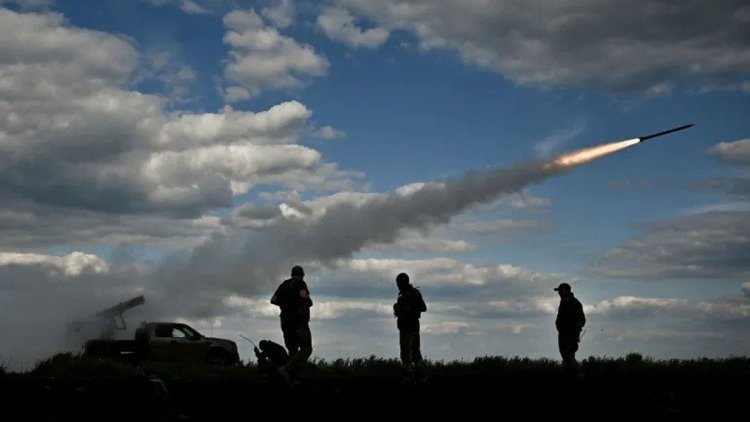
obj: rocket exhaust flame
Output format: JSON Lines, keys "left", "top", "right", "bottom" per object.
{"left": 553, "top": 124, "right": 692, "bottom": 168}
{"left": 554, "top": 138, "right": 640, "bottom": 167}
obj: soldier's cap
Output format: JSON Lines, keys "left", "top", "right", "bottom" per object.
{"left": 554, "top": 282, "right": 571, "bottom": 292}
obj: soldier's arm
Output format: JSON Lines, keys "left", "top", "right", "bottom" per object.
{"left": 270, "top": 285, "right": 281, "bottom": 306}
{"left": 299, "top": 282, "right": 313, "bottom": 307}
{"left": 577, "top": 302, "right": 586, "bottom": 328}
{"left": 417, "top": 290, "right": 427, "bottom": 312}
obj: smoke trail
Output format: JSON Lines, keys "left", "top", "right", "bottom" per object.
{"left": 159, "top": 135, "right": 647, "bottom": 310}
{"left": 246, "top": 137, "right": 645, "bottom": 266}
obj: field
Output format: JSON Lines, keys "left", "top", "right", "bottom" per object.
{"left": 1, "top": 353, "right": 748, "bottom": 421}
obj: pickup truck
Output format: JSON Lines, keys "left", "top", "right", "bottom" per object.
{"left": 84, "top": 321, "right": 240, "bottom": 365}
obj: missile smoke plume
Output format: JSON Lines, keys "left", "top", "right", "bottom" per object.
{"left": 158, "top": 135, "right": 646, "bottom": 313}
{"left": 252, "top": 136, "right": 645, "bottom": 263}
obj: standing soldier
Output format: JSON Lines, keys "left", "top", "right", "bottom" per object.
{"left": 271, "top": 265, "right": 313, "bottom": 384}
{"left": 554, "top": 282, "right": 586, "bottom": 377}
{"left": 393, "top": 272, "right": 427, "bottom": 382}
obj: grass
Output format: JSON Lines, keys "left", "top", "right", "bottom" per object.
{"left": 17, "top": 351, "right": 749, "bottom": 381}
{"left": 4, "top": 352, "right": 749, "bottom": 421}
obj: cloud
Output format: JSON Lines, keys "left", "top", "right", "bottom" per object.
{"left": 2, "top": 0, "right": 53, "bottom": 9}
{"left": 328, "top": 0, "right": 750, "bottom": 94}
{"left": 144, "top": 51, "right": 198, "bottom": 102}
{"left": 222, "top": 9, "right": 329, "bottom": 100}
{"left": 593, "top": 211, "right": 750, "bottom": 280}
{"left": 505, "top": 192, "right": 552, "bottom": 209}
{"left": 317, "top": 257, "right": 567, "bottom": 299}
{"left": 613, "top": 329, "right": 724, "bottom": 341}
{"left": 366, "top": 230, "right": 475, "bottom": 253}
{"left": 687, "top": 178, "right": 750, "bottom": 199}
{"left": 312, "top": 300, "right": 393, "bottom": 320}
{"left": 709, "top": 139, "right": 750, "bottom": 164}
{"left": 421, "top": 321, "right": 470, "bottom": 335}
{"left": 158, "top": 101, "right": 312, "bottom": 148}
{"left": 314, "top": 125, "right": 346, "bottom": 139}
{"left": 0, "top": 200, "right": 223, "bottom": 250}
{"left": 0, "top": 8, "right": 352, "bottom": 219}
{"left": 317, "top": 6, "right": 389, "bottom": 49}
{"left": 461, "top": 219, "right": 554, "bottom": 234}
{"left": 588, "top": 294, "right": 750, "bottom": 322}
{"left": 262, "top": 0, "right": 294, "bottom": 28}
{"left": 178, "top": 0, "right": 208, "bottom": 15}
{"left": 146, "top": 0, "right": 210, "bottom": 15}
{"left": 0, "top": 252, "right": 108, "bottom": 277}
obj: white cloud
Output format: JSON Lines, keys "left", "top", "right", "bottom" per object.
{"left": 0, "top": 8, "right": 353, "bottom": 220}
{"left": 146, "top": 0, "right": 210, "bottom": 15}
{"left": 178, "top": 0, "right": 208, "bottom": 15}
{"left": 588, "top": 295, "right": 750, "bottom": 322}
{"left": 157, "top": 101, "right": 311, "bottom": 149}
{"left": 313, "top": 300, "right": 392, "bottom": 319}
{"left": 337, "top": 257, "right": 562, "bottom": 288}
{"left": 0, "top": 252, "right": 108, "bottom": 277}
{"left": 144, "top": 143, "right": 342, "bottom": 197}
{"left": 262, "top": 0, "right": 294, "bottom": 28}
{"left": 317, "top": 6, "right": 389, "bottom": 49}
{"left": 709, "top": 139, "right": 750, "bottom": 165}
{"left": 314, "top": 125, "right": 346, "bottom": 139}
{"left": 329, "top": 0, "right": 750, "bottom": 94}
{"left": 222, "top": 9, "right": 329, "bottom": 100}
{"left": 367, "top": 233, "right": 475, "bottom": 253}
{"left": 421, "top": 321, "right": 470, "bottom": 335}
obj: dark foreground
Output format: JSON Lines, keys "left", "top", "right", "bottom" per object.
{"left": 1, "top": 354, "right": 748, "bottom": 421}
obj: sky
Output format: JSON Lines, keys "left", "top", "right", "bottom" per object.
{"left": 0, "top": 0, "right": 749, "bottom": 371}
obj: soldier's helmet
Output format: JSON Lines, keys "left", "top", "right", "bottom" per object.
{"left": 554, "top": 282, "right": 571, "bottom": 292}
{"left": 291, "top": 265, "right": 305, "bottom": 277}
{"left": 396, "top": 272, "right": 410, "bottom": 288}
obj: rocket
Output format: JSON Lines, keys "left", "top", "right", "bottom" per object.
{"left": 638, "top": 124, "right": 694, "bottom": 143}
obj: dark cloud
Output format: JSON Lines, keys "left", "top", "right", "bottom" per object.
{"left": 328, "top": 0, "right": 750, "bottom": 94}
{"left": 687, "top": 178, "right": 750, "bottom": 198}
{"left": 593, "top": 211, "right": 750, "bottom": 280}
{"left": 0, "top": 198, "right": 221, "bottom": 250}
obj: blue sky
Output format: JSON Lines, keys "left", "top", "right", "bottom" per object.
{"left": 0, "top": 0, "right": 749, "bottom": 369}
